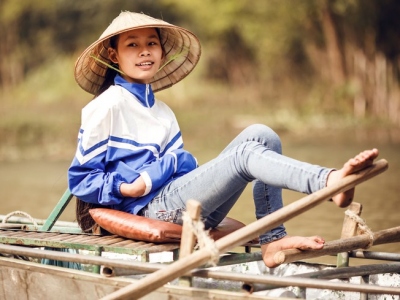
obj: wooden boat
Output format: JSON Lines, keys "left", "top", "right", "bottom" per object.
{"left": 1, "top": 245, "right": 400, "bottom": 300}
{"left": 1, "top": 158, "right": 399, "bottom": 299}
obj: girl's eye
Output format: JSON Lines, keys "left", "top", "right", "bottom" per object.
{"left": 128, "top": 43, "right": 137, "bottom": 47}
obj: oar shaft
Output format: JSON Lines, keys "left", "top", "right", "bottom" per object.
{"left": 274, "top": 235, "right": 371, "bottom": 265}
{"left": 374, "top": 226, "right": 400, "bottom": 245}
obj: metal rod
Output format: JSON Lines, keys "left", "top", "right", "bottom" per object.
{"left": 22, "top": 225, "right": 83, "bottom": 234}
{"left": 0, "top": 243, "right": 163, "bottom": 272}
{"left": 41, "top": 188, "right": 74, "bottom": 231}
{"left": 193, "top": 269, "right": 400, "bottom": 295}
{"left": 0, "top": 215, "right": 79, "bottom": 228}
{"left": 292, "top": 263, "right": 400, "bottom": 280}
{"left": 349, "top": 250, "right": 400, "bottom": 261}
{"left": 0, "top": 224, "right": 24, "bottom": 229}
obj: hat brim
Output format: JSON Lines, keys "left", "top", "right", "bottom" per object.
{"left": 74, "top": 12, "right": 201, "bottom": 95}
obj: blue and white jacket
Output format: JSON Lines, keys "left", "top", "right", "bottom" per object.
{"left": 68, "top": 75, "right": 197, "bottom": 214}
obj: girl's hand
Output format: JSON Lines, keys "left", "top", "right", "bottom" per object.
{"left": 120, "top": 176, "right": 146, "bottom": 197}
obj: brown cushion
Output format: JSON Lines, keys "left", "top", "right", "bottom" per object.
{"left": 89, "top": 208, "right": 247, "bottom": 243}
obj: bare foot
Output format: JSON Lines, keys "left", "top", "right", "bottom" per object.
{"left": 327, "top": 148, "right": 379, "bottom": 208}
{"left": 261, "top": 235, "right": 325, "bottom": 268}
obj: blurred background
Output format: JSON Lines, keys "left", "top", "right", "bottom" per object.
{"left": 0, "top": 0, "right": 399, "bottom": 263}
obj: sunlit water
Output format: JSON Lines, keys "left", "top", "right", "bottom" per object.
{"left": 1, "top": 138, "right": 399, "bottom": 265}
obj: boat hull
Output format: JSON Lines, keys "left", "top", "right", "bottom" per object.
{"left": 1, "top": 256, "right": 400, "bottom": 300}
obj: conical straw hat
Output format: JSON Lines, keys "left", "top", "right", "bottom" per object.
{"left": 74, "top": 11, "right": 201, "bottom": 95}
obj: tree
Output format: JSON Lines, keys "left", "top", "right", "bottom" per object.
{"left": 161, "top": 0, "right": 400, "bottom": 123}
{"left": 1, "top": 0, "right": 399, "bottom": 124}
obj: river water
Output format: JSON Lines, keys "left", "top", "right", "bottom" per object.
{"left": 0, "top": 138, "right": 399, "bottom": 265}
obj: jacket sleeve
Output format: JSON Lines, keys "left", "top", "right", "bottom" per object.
{"left": 138, "top": 149, "right": 198, "bottom": 195}
{"left": 68, "top": 155, "right": 131, "bottom": 206}
{"left": 68, "top": 102, "right": 130, "bottom": 206}
{"left": 173, "top": 149, "right": 198, "bottom": 177}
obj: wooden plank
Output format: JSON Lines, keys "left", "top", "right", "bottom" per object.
{"left": 337, "top": 202, "right": 362, "bottom": 267}
{"left": 96, "top": 237, "right": 126, "bottom": 245}
{"left": 0, "top": 230, "right": 30, "bottom": 237}
{"left": 124, "top": 242, "right": 153, "bottom": 249}
{"left": 41, "top": 234, "right": 74, "bottom": 241}
{"left": 179, "top": 200, "right": 200, "bottom": 259}
{"left": 58, "top": 234, "right": 98, "bottom": 243}
{"left": 81, "top": 236, "right": 119, "bottom": 245}
{"left": 179, "top": 199, "right": 201, "bottom": 286}
{"left": 107, "top": 240, "right": 135, "bottom": 247}
{"left": 340, "top": 202, "right": 362, "bottom": 238}
{"left": 52, "top": 234, "right": 93, "bottom": 242}
{"left": 0, "top": 230, "right": 20, "bottom": 236}
{"left": 132, "top": 243, "right": 179, "bottom": 253}
{"left": 0, "top": 229, "right": 180, "bottom": 257}
{"left": 22, "top": 232, "right": 61, "bottom": 239}
{"left": 14, "top": 231, "right": 45, "bottom": 237}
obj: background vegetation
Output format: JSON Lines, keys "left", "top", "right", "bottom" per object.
{"left": 1, "top": 0, "right": 399, "bottom": 162}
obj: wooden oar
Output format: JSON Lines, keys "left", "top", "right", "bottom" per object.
{"left": 273, "top": 225, "right": 400, "bottom": 265}
{"left": 101, "top": 159, "right": 388, "bottom": 300}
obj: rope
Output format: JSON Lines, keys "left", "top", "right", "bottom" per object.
{"left": 181, "top": 211, "right": 220, "bottom": 266}
{"left": 344, "top": 209, "right": 374, "bottom": 248}
{"left": 2, "top": 211, "right": 38, "bottom": 227}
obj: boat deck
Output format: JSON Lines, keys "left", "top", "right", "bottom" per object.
{"left": 0, "top": 229, "right": 180, "bottom": 261}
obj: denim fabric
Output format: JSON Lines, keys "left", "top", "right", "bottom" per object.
{"left": 140, "top": 124, "right": 332, "bottom": 244}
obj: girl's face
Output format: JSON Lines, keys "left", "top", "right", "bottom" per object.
{"left": 108, "top": 28, "right": 164, "bottom": 84}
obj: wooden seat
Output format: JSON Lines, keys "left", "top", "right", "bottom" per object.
{"left": 89, "top": 207, "right": 250, "bottom": 243}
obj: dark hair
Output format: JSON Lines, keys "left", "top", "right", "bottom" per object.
{"left": 95, "top": 68, "right": 118, "bottom": 98}
{"left": 109, "top": 34, "right": 119, "bottom": 49}
{"left": 75, "top": 197, "right": 102, "bottom": 233}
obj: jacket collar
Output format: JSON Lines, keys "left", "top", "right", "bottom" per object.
{"left": 114, "top": 74, "right": 155, "bottom": 108}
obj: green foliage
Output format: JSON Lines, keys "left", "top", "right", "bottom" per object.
{"left": 1, "top": 0, "right": 399, "bottom": 91}
{"left": 0, "top": 0, "right": 399, "bottom": 160}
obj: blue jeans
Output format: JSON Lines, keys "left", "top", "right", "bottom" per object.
{"left": 139, "top": 124, "right": 332, "bottom": 244}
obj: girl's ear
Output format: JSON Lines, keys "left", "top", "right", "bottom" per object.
{"left": 160, "top": 48, "right": 166, "bottom": 64}
{"left": 108, "top": 48, "right": 118, "bottom": 64}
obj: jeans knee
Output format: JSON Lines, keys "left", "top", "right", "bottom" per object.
{"left": 245, "top": 124, "right": 282, "bottom": 153}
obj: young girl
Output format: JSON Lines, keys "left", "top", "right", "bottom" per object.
{"left": 68, "top": 11, "right": 379, "bottom": 268}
